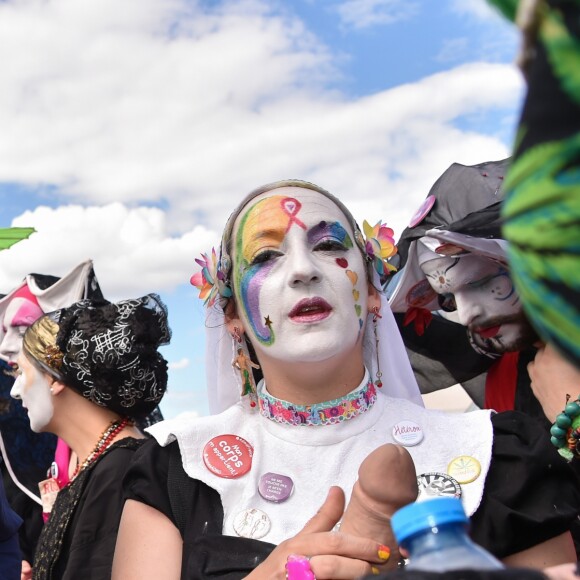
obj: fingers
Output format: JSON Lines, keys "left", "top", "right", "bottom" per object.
{"left": 300, "top": 486, "right": 345, "bottom": 534}
{"left": 310, "top": 555, "right": 379, "bottom": 579}
{"left": 281, "top": 530, "right": 388, "bottom": 564}
{"left": 543, "top": 562, "right": 580, "bottom": 580}
{"left": 21, "top": 560, "right": 33, "bottom": 580}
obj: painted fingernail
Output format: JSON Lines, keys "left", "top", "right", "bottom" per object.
{"left": 371, "top": 566, "right": 380, "bottom": 575}
{"left": 378, "top": 545, "right": 390, "bottom": 561}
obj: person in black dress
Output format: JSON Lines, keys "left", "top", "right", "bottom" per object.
{"left": 11, "top": 293, "right": 170, "bottom": 580}
{"left": 115, "top": 181, "right": 578, "bottom": 580}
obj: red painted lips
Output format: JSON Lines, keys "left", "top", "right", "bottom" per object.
{"left": 475, "top": 325, "right": 501, "bottom": 339}
{"left": 289, "top": 298, "right": 332, "bottom": 323}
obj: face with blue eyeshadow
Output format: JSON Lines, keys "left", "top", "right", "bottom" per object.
{"left": 229, "top": 187, "right": 376, "bottom": 368}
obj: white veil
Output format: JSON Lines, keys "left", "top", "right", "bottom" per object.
{"left": 205, "top": 272, "right": 423, "bottom": 414}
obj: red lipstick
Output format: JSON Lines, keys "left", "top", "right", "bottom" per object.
{"left": 289, "top": 298, "right": 332, "bottom": 323}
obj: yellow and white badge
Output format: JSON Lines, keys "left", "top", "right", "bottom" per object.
{"left": 447, "top": 455, "right": 481, "bottom": 484}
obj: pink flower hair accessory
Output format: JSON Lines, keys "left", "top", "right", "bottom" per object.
{"left": 362, "top": 220, "right": 398, "bottom": 277}
{"left": 190, "top": 248, "right": 232, "bottom": 307}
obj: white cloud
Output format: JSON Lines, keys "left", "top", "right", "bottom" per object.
{"left": 335, "top": 0, "right": 419, "bottom": 29}
{"left": 168, "top": 357, "right": 191, "bottom": 371}
{"left": 0, "top": 0, "right": 524, "bottom": 290}
{"left": 0, "top": 203, "right": 219, "bottom": 297}
{"left": 435, "top": 38, "right": 470, "bottom": 63}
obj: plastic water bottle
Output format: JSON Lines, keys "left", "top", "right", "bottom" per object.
{"left": 391, "top": 497, "right": 504, "bottom": 571}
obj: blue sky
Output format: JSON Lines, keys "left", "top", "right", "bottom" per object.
{"left": 0, "top": 0, "right": 522, "bottom": 418}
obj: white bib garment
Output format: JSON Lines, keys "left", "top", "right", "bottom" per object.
{"left": 148, "top": 387, "right": 493, "bottom": 546}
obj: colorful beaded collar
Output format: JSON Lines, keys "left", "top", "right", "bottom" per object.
{"left": 258, "top": 379, "right": 377, "bottom": 427}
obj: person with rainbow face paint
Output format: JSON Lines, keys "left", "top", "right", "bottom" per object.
{"left": 115, "top": 180, "right": 577, "bottom": 580}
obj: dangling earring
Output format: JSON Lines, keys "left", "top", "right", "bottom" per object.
{"left": 372, "top": 307, "right": 383, "bottom": 388}
{"left": 231, "top": 327, "right": 260, "bottom": 408}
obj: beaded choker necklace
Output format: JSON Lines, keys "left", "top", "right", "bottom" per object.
{"left": 258, "top": 379, "right": 377, "bottom": 426}
{"left": 70, "top": 417, "right": 130, "bottom": 482}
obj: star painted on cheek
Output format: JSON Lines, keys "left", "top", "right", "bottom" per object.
{"left": 264, "top": 316, "right": 272, "bottom": 328}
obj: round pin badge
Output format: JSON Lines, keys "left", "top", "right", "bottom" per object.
{"left": 258, "top": 472, "right": 294, "bottom": 503}
{"left": 233, "top": 508, "right": 271, "bottom": 539}
{"left": 408, "top": 195, "right": 436, "bottom": 228}
{"left": 202, "top": 434, "right": 253, "bottom": 479}
{"left": 447, "top": 455, "right": 481, "bottom": 484}
{"left": 417, "top": 472, "right": 462, "bottom": 500}
{"left": 392, "top": 420, "right": 424, "bottom": 447}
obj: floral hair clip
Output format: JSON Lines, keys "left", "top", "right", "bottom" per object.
{"left": 190, "top": 248, "right": 232, "bottom": 307}
{"left": 362, "top": 220, "right": 398, "bottom": 277}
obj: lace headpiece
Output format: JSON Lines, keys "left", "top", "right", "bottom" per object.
{"left": 23, "top": 294, "right": 171, "bottom": 418}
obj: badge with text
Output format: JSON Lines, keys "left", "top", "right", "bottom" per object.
{"left": 258, "top": 472, "right": 294, "bottom": 503}
{"left": 233, "top": 508, "right": 271, "bottom": 539}
{"left": 38, "top": 477, "right": 60, "bottom": 514}
{"left": 202, "top": 434, "right": 253, "bottom": 479}
{"left": 417, "top": 472, "right": 462, "bottom": 500}
{"left": 447, "top": 455, "right": 481, "bottom": 484}
{"left": 392, "top": 420, "right": 424, "bottom": 446}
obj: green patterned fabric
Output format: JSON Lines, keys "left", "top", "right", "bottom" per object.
{"left": 490, "top": 0, "right": 580, "bottom": 368}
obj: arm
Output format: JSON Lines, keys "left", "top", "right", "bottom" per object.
{"left": 502, "top": 532, "right": 576, "bottom": 569}
{"left": 528, "top": 344, "right": 580, "bottom": 423}
{"left": 112, "top": 499, "right": 182, "bottom": 580}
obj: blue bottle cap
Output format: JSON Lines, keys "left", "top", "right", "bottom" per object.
{"left": 391, "top": 497, "right": 467, "bottom": 544}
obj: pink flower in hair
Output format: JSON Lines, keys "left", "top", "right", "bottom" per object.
{"left": 190, "top": 248, "right": 232, "bottom": 307}
{"left": 362, "top": 220, "right": 398, "bottom": 277}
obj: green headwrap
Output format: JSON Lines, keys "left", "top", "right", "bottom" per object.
{"left": 489, "top": 0, "right": 580, "bottom": 369}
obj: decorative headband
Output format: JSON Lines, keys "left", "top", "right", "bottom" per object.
{"left": 190, "top": 220, "right": 397, "bottom": 306}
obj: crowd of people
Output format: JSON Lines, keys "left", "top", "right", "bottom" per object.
{"left": 0, "top": 0, "right": 579, "bottom": 578}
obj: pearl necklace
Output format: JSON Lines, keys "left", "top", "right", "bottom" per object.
{"left": 70, "top": 417, "right": 130, "bottom": 482}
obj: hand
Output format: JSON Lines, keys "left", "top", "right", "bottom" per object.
{"left": 21, "top": 560, "right": 32, "bottom": 580}
{"left": 528, "top": 344, "right": 580, "bottom": 422}
{"left": 543, "top": 562, "right": 580, "bottom": 580}
{"left": 245, "top": 487, "right": 389, "bottom": 579}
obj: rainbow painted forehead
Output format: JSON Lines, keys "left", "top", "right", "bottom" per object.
{"left": 234, "top": 188, "right": 359, "bottom": 263}
{"left": 238, "top": 195, "right": 308, "bottom": 261}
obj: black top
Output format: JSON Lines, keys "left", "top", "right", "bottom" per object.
{"left": 34, "top": 438, "right": 143, "bottom": 580}
{"left": 124, "top": 412, "right": 580, "bottom": 580}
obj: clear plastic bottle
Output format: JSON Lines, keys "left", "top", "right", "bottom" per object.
{"left": 391, "top": 497, "right": 504, "bottom": 571}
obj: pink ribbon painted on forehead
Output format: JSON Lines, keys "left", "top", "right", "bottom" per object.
{"left": 281, "top": 197, "right": 306, "bottom": 232}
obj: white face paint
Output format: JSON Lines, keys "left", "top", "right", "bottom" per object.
{"left": 420, "top": 254, "right": 536, "bottom": 354}
{"left": 11, "top": 354, "right": 54, "bottom": 433}
{"left": 0, "top": 298, "right": 44, "bottom": 364}
{"left": 231, "top": 188, "right": 369, "bottom": 365}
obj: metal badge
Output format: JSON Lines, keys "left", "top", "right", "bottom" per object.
{"left": 233, "top": 508, "right": 271, "bottom": 539}
{"left": 417, "top": 472, "right": 462, "bottom": 500}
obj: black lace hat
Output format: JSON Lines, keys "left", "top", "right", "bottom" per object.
{"left": 24, "top": 294, "right": 171, "bottom": 418}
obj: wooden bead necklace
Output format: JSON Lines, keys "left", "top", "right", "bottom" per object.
{"left": 70, "top": 417, "right": 130, "bottom": 482}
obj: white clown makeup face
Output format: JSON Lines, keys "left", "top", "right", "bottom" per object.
{"left": 230, "top": 188, "right": 371, "bottom": 365}
{"left": 420, "top": 254, "right": 537, "bottom": 354}
{"left": 11, "top": 354, "right": 54, "bottom": 433}
{"left": 0, "top": 297, "right": 44, "bottom": 364}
